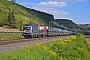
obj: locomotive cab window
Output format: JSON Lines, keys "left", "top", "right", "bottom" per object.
{"left": 24, "top": 26, "right": 31, "bottom": 30}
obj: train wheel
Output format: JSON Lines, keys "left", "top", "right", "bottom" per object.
{"left": 24, "top": 36, "right": 28, "bottom": 39}
{"left": 31, "top": 35, "right": 33, "bottom": 38}
{"left": 34, "top": 35, "right": 37, "bottom": 38}
{"left": 30, "top": 35, "right": 33, "bottom": 38}
{"left": 37, "top": 35, "right": 41, "bottom": 38}
{"left": 42, "top": 34, "right": 45, "bottom": 37}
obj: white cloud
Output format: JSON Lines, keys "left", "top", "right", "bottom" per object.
{"left": 60, "top": 18, "right": 72, "bottom": 20}
{"left": 50, "top": 0, "right": 87, "bottom": 2}
{"left": 33, "top": 6, "right": 70, "bottom": 19}
{"left": 33, "top": 0, "right": 88, "bottom": 19}
{"left": 38, "top": 1, "right": 67, "bottom": 7}
{"left": 32, "top": 0, "right": 71, "bottom": 19}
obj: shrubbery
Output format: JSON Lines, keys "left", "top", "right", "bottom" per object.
{"left": 0, "top": 33, "right": 90, "bottom": 60}
{"left": 0, "top": 33, "right": 23, "bottom": 40}
{"left": 49, "top": 33, "right": 90, "bottom": 60}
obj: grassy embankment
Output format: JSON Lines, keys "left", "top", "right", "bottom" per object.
{"left": 0, "top": 33, "right": 23, "bottom": 40}
{"left": 0, "top": 33, "right": 90, "bottom": 60}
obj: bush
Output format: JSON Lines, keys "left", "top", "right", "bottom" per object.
{"left": 0, "top": 33, "right": 90, "bottom": 60}
{"left": 0, "top": 33, "right": 23, "bottom": 40}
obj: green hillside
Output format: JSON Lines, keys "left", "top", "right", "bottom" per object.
{"left": 78, "top": 24, "right": 90, "bottom": 30}
{"left": 0, "top": 0, "right": 54, "bottom": 30}
{"left": 54, "top": 19, "right": 80, "bottom": 29}
{"left": 52, "top": 19, "right": 90, "bottom": 35}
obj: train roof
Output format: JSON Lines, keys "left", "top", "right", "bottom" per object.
{"left": 24, "top": 24, "right": 37, "bottom": 26}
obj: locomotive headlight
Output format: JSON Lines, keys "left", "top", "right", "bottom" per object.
{"left": 29, "top": 30, "right": 31, "bottom": 32}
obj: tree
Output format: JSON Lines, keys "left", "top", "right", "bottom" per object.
{"left": 0, "top": 18, "right": 4, "bottom": 24}
{"left": 8, "top": 10, "right": 16, "bottom": 28}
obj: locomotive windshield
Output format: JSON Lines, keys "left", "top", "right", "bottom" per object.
{"left": 24, "top": 26, "right": 31, "bottom": 30}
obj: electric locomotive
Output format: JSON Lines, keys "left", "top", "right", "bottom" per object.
{"left": 22, "top": 23, "right": 47, "bottom": 38}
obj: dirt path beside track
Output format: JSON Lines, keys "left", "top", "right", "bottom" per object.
{"left": 86, "top": 37, "right": 90, "bottom": 48}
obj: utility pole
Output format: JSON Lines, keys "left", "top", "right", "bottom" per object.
{"left": 49, "top": 21, "right": 53, "bottom": 30}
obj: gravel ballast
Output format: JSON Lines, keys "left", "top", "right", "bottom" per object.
{"left": 0, "top": 36, "right": 70, "bottom": 53}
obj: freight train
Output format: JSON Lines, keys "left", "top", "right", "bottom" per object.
{"left": 22, "top": 23, "right": 76, "bottom": 38}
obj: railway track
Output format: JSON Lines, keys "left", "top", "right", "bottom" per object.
{"left": 0, "top": 35, "right": 72, "bottom": 45}
{"left": 1, "top": 35, "right": 89, "bottom": 53}
{"left": 0, "top": 36, "right": 70, "bottom": 53}
{"left": 0, "top": 37, "right": 50, "bottom": 45}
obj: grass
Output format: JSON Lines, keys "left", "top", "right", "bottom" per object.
{"left": 0, "top": 0, "right": 53, "bottom": 29}
{"left": 0, "top": 33, "right": 24, "bottom": 40}
{"left": 0, "top": 33, "right": 90, "bottom": 60}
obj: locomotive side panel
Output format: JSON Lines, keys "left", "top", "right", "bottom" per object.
{"left": 22, "top": 24, "right": 38, "bottom": 38}
{"left": 22, "top": 24, "right": 47, "bottom": 38}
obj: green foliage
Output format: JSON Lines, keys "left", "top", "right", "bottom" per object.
{"left": 0, "top": 18, "right": 4, "bottom": 24}
{"left": 0, "top": 33, "right": 90, "bottom": 60}
{"left": 0, "top": 33, "right": 23, "bottom": 40}
{"left": 49, "top": 33, "right": 90, "bottom": 60}
{"left": 78, "top": 24, "right": 90, "bottom": 35}
{"left": 79, "top": 24, "right": 90, "bottom": 29}
{"left": 0, "top": 0, "right": 54, "bottom": 30}
{"left": 0, "top": 44, "right": 59, "bottom": 60}
{"left": 8, "top": 10, "right": 16, "bottom": 28}
{"left": 54, "top": 19, "right": 80, "bottom": 29}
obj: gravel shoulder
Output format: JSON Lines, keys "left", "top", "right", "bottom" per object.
{"left": 0, "top": 36, "right": 70, "bottom": 53}
{"left": 86, "top": 37, "right": 90, "bottom": 48}
{"left": 0, "top": 36, "right": 90, "bottom": 53}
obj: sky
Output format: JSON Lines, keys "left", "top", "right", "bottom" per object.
{"left": 16, "top": 0, "right": 90, "bottom": 24}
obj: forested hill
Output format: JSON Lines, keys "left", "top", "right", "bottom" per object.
{"left": 78, "top": 24, "right": 90, "bottom": 30}
{"left": 0, "top": 0, "right": 54, "bottom": 30}
{"left": 53, "top": 19, "right": 80, "bottom": 29}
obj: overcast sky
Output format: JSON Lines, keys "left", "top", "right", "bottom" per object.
{"left": 16, "top": 0, "right": 90, "bottom": 24}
